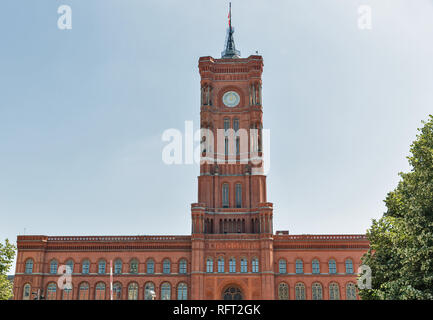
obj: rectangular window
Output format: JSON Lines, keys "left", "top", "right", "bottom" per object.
{"left": 147, "top": 261, "right": 154, "bottom": 274}
{"left": 235, "top": 184, "right": 242, "bottom": 208}
{"left": 296, "top": 260, "right": 303, "bottom": 274}
{"left": 229, "top": 259, "right": 236, "bottom": 273}
{"left": 240, "top": 259, "right": 247, "bottom": 273}
{"left": 222, "top": 184, "right": 229, "bottom": 208}
{"left": 82, "top": 263, "right": 89, "bottom": 274}
{"left": 206, "top": 260, "right": 213, "bottom": 273}
{"left": 252, "top": 259, "right": 259, "bottom": 273}
{"left": 218, "top": 259, "right": 224, "bottom": 273}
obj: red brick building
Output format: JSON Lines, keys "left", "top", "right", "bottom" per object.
{"left": 12, "top": 11, "right": 369, "bottom": 301}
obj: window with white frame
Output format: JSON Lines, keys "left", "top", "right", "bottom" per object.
{"left": 329, "top": 283, "right": 340, "bottom": 300}
{"left": 128, "top": 282, "right": 139, "bottom": 300}
{"left": 312, "top": 283, "right": 323, "bottom": 300}
{"left": 346, "top": 283, "right": 357, "bottom": 300}
{"left": 163, "top": 259, "right": 171, "bottom": 274}
{"left": 130, "top": 259, "right": 138, "bottom": 274}
{"left": 82, "top": 260, "right": 90, "bottom": 274}
{"left": 295, "top": 259, "right": 303, "bottom": 274}
{"left": 177, "top": 283, "right": 187, "bottom": 300}
{"left": 278, "top": 283, "right": 289, "bottom": 300}
{"left": 145, "top": 282, "right": 155, "bottom": 300}
{"left": 114, "top": 259, "right": 122, "bottom": 274}
{"left": 218, "top": 258, "right": 224, "bottom": 273}
{"left": 312, "top": 259, "right": 320, "bottom": 274}
{"left": 25, "top": 259, "right": 33, "bottom": 274}
{"left": 206, "top": 258, "right": 213, "bottom": 273}
{"left": 252, "top": 258, "right": 259, "bottom": 273}
{"left": 161, "top": 282, "right": 171, "bottom": 300}
{"left": 147, "top": 259, "right": 154, "bottom": 274}
{"left": 279, "top": 259, "right": 287, "bottom": 274}
{"left": 179, "top": 259, "right": 187, "bottom": 274}
{"left": 98, "top": 260, "right": 106, "bottom": 274}
{"left": 345, "top": 259, "right": 354, "bottom": 274}
{"left": 328, "top": 259, "right": 337, "bottom": 274}
{"left": 295, "top": 283, "right": 306, "bottom": 300}
{"left": 240, "top": 258, "right": 247, "bottom": 273}
{"left": 50, "top": 259, "right": 58, "bottom": 274}
{"left": 229, "top": 258, "right": 236, "bottom": 273}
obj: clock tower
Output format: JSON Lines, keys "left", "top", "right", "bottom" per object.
{"left": 190, "top": 4, "right": 275, "bottom": 299}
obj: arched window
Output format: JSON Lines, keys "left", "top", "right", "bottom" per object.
{"left": 206, "top": 258, "right": 213, "bottom": 273}
{"left": 145, "top": 282, "right": 155, "bottom": 300}
{"left": 128, "top": 282, "right": 139, "bottom": 300}
{"left": 113, "top": 282, "right": 122, "bottom": 300}
{"left": 78, "top": 282, "right": 89, "bottom": 300}
{"left": 223, "top": 286, "right": 243, "bottom": 300}
{"left": 345, "top": 259, "right": 354, "bottom": 274}
{"left": 179, "top": 259, "right": 187, "bottom": 274}
{"left": 23, "top": 283, "right": 31, "bottom": 300}
{"left": 222, "top": 184, "right": 229, "bottom": 208}
{"left": 98, "top": 260, "right": 106, "bottom": 274}
{"left": 163, "top": 259, "right": 171, "bottom": 274}
{"left": 240, "top": 258, "right": 247, "bottom": 273}
{"left": 81, "top": 259, "right": 90, "bottom": 274}
{"left": 63, "top": 286, "right": 73, "bottom": 300}
{"left": 161, "top": 282, "right": 171, "bottom": 300}
{"left": 328, "top": 259, "right": 337, "bottom": 274}
{"left": 146, "top": 259, "right": 154, "bottom": 274}
{"left": 295, "top": 283, "right": 306, "bottom": 300}
{"left": 233, "top": 118, "right": 239, "bottom": 132}
{"left": 114, "top": 259, "right": 122, "bottom": 274}
{"left": 278, "top": 283, "right": 289, "bottom": 300}
{"left": 312, "top": 259, "right": 320, "bottom": 274}
{"left": 346, "top": 283, "right": 357, "bottom": 300}
{"left": 252, "top": 258, "right": 259, "bottom": 273}
{"left": 95, "top": 282, "right": 106, "bottom": 300}
{"left": 235, "top": 183, "right": 242, "bottom": 208}
{"left": 295, "top": 259, "right": 303, "bottom": 274}
{"left": 129, "top": 259, "right": 138, "bottom": 274}
{"left": 229, "top": 258, "right": 236, "bottom": 273}
{"left": 46, "top": 283, "right": 57, "bottom": 300}
{"left": 217, "top": 257, "right": 224, "bottom": 273}
{"left": 50, "top": 259, "right": 58, "bottom": 274}
{"left": 279, "top": 259, "right": 287, "bottom": 274}
{"left": 25, "top": 259, "right": 33, "bottom": 274}
{"left": 312, "top": 283, "right": 323, "bottom": 300}
{"left": 224, "top": 118, "right": 230, "bottom": 131}
{"left": 177, "top": 283, "right": 188, "bottom": 300}
{"left": 329, "top": 283, "right": 340, "bottom": 300}
{"left": 66, "top": 259, "right": 74, "bottom": 274}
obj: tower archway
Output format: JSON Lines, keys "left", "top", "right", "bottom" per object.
{"left": 222, "top": 286, "right": 243, "bottom": 300}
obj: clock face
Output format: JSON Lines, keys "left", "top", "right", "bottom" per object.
{"left": 222, "top": 91, "right": 240, "bottom": 107}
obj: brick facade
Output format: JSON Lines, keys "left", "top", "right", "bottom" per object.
{"left": 13, "top": 51, "right": 369, "bottom": 301}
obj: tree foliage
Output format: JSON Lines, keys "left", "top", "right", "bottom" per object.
{"left": 0, "top": 239, "right": 16, "bottom": 300}
{"left": 360, "top": 115, "right": 433, "bottom": 300}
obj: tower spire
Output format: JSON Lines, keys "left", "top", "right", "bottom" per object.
{"left": 221, "top": 3, "right": 241, "bottom": 58}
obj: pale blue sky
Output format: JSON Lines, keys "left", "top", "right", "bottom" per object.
{"left": 1, "top": 0, "right": 433, "bottom": 273}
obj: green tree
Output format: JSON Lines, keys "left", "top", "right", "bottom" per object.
{"left": 360, "top": 115, "right": 433, "bottom": 300}
{"left": 0, "top": 239, "right": 16, "bottom": 300}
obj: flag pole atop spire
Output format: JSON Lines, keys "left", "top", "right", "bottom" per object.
{"left": 228, "top": 2, "right": 231, "bottom": 29}
{"left": 221, "top": 2, "right": 240, "bottom": 58}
